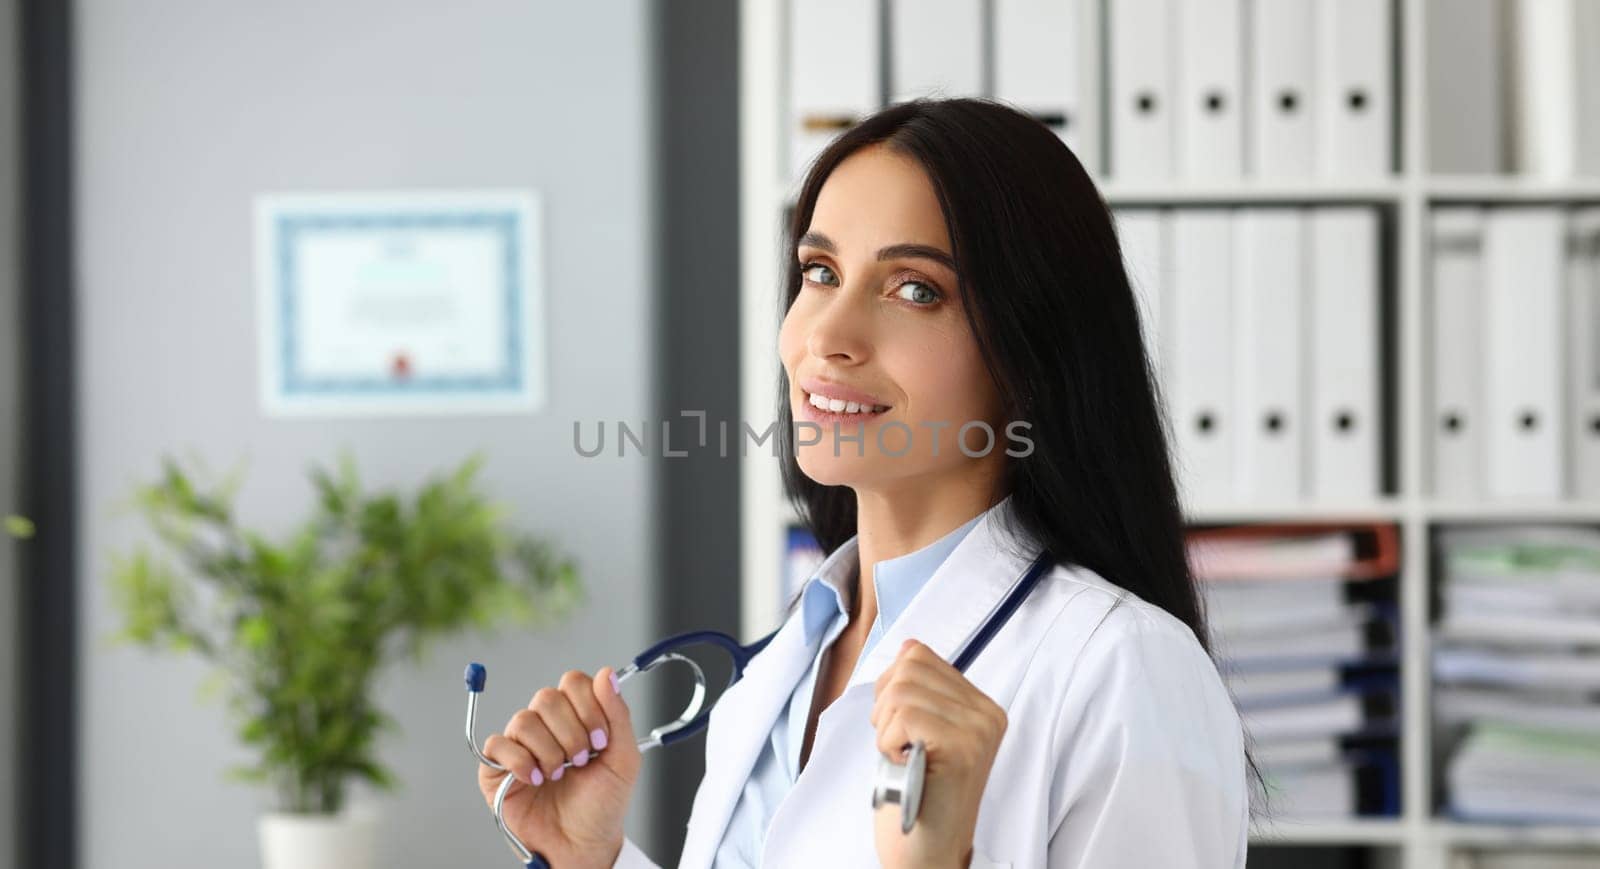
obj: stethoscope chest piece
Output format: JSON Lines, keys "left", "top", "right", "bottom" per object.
{"left": 871, "top": 739, "right": 926, "bottom": 835}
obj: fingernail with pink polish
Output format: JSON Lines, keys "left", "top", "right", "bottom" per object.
{"left": 591, "top": 728, "right": 608, "bottom": 751}
{"left": 610, "top": 672, "right": 620, "bottom": 694}
{"left": 529, "top": 767, "right": 544, "bottom": 787}
{"left": 551, "top": 764, "right": 565, "bottom": 781}
{"left": 574, "top": 749, "right": 590, "bottom": 767}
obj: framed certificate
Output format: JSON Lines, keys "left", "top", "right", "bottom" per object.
{"left": 255, "top": 190, "right": 547, "bottom": 417}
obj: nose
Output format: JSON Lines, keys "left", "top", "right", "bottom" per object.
{"left": 804, "top": 281, "right": 872, "bottom": 364}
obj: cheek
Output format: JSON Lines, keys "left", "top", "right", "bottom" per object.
{"left": 947, "top": 365, "right": 999, "bottom": 427}
{"left": 888, "top": 338, "right": 986, "bottom": 426}
{"left": 943, "top": 327, "right": 1002, "bottom": 422}
{"left": 778, "top": 306, "right": 803, "bottom": 371}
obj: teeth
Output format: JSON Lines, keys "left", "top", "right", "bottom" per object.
{"left": 808, "top": 391, "right": 886, "bottom": 415}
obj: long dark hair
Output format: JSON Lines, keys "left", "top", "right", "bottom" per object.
{"left": 776, "top": 97, "right": 1208, "bottom": 653}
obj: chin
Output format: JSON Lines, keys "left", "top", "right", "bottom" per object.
{"left": 794, "top": 445, "right": 880, "bottom": 488}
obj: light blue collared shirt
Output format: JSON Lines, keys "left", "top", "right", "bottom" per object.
{"left": 712, "top": 511, "right": 986, "bottom": 868}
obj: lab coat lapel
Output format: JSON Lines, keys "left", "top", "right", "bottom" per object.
{"left": 676, "top": 607, "right": 816, "bottom": 869}
{"left": 760, "top": 497, "right": 1042, "bottom": 864}
{"left": 846, "top": 495, "right": 1037, "bottom": 691}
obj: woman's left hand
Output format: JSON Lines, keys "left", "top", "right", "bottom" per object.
{"left": 870, "top": 638, "right": 1007, "bottom": 869}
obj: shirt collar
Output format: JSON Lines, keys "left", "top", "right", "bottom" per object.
{"left": 796, "top": 507, "right": 989, "bottom": 646}
{"left": 798, "top": 536, "right": 857, "bottom": 646}
{"left": 873, "top": 512, "right": 984, "bottom": 634}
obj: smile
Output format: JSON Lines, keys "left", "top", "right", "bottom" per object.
{"left": 803, "top": 390, "right": 891, "bottom": 417}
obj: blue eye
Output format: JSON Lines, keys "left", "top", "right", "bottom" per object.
{"left": 801, "top": 262, "right": 838, "bottom": 286}
{"left": 895, "top": 280, "right": 940, "bottom": 305}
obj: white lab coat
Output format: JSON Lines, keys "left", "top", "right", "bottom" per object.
{"left": 614, "top": 501, "right": 1249, "bottom": 868}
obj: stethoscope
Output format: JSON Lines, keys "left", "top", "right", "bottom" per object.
{"left": 464, "top": 548, "right": 1054, "bottom": 868}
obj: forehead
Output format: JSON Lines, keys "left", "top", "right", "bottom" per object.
{"left": 806, "top": 144, "right": 951, "bottom": 254}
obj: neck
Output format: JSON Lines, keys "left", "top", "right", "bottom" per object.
{"left": 847, "top": 474, "right": 1005, "bottom": 636}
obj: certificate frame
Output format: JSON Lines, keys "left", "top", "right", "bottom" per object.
{"left": 255, "top": 189, "right": 548, "bottom": 417}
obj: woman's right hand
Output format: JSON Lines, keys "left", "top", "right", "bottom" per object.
{"left": 478, "top": 666, "right": 642, "bottom": 869}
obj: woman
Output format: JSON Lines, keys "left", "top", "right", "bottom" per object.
{"left": 477, "top": 98, "right": 1252, "bottom": 868}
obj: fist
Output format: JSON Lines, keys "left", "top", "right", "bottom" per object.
{"left": 870, "top": 639, "right": 1007, "bottom": 869}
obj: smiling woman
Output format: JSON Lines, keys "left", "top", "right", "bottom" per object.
{"left": 764, "top": 98, "right": 1254, "bottom": 867}
{"left": 473, "top": 98, "right": 1253, "bottom": 869}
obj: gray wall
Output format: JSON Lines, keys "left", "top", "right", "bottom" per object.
{"left": 652, "top": 0, "right": 742, "bottom": 857}
{"left": 0, "top": 0, "right": 20, "bottom": 866}
{"left": 74, "top": 2, "right": 662, "bottom": 866}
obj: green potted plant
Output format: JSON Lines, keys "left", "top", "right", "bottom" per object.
{"left": 105, "top": 452, "right": 580, "bottom": 869}
{"left": 4, "top": 514, "right": 32, "bottom": 539}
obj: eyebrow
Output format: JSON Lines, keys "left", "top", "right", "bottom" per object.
{"left": 797, "top": 231, "right": 957, "bottom": 274}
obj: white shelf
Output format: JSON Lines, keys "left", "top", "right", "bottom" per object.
{"left": 1421, "top": 501, "right": 1600, "bottom": 522}
{"left": 1184, "top": 500, "right": 1409, "bottom": 524}
{"left": 1182, "top": 499, "right": 1600, "bottom": 524}
{"left": 1432, "top": 823, "right": 1600, "bottom": 849}
{"left": 1256, "top": 821, "right": 1600, "bottom": 850}
{"left": 771, "top": 178, "right": 1415, "bottom": 209}
{"left": 1425, "top": 175, "right": 1600, "bottom": 202}
{"left": 1101, "top": 179, "right": 1405, "bottom": 206}
{"left": 1253, "top": 819, "right": 1410, "bottom": 846}
{"left": 739, "top": 0, "right": 1600, "bottom": 862}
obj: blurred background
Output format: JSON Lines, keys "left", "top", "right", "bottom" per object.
{"left": 4, "top": 1, "right": 1600, "bottom": 869}
{"left": 3, "top": 1, "right": 741, "bottom": 867}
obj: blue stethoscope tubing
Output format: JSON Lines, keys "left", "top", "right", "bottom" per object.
{"left": 465, "top": 547, "right": 1053, "bottom": 867}
{"left": 465, "top": 629, "right": 777, "bottom": 867}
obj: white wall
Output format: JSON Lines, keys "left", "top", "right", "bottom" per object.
{"left": 74, "top": 2, "right": 661, "bottom": 865}
{"left": 0, "top": 0, "right": 21, "bottom": 865}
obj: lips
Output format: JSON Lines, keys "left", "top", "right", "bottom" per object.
{"left": 795, "top": 378, "right": 891, "bottom": 430}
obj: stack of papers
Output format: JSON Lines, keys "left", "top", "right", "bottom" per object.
{"left": 1433, "top": 525, "right": 1600, "bottom": 824}
{"left": 1448, "top": 723, "right": 1600, "bottom": 825}
{"left": 1436, "top": 526, "right": 1600, "bottom": 646}
{"left": 1193, "top": 527, "right": 1402, "bottom": 818}
{"left": 1208, "top": 576, "right": 1390, "bottom": 671}
{"left": 1190, "top": 533, "right": 1358, "bottom": 581}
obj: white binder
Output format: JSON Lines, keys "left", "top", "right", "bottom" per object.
{"left": 1429, "top": 208, "right": 1486, "bottom": 500}
{"left": 1233, "top": 209, "right": 1306, "bottom": 501}
{"left": 1483, "top": 208, "right": 1566, "bottom": 499}
{"left": 1115, "top": 209, "right": 1170, "bottom": 383}
{"left": 1109, "top": 0, "right": 1175, "bottom": 179}
{"left": 1508, "top": 0, "right": 1578, "bottom": 177}
{"left": 787, "top": 0, "right": 880, "bottom": 186}
{"left": 1507, "top": 0, "right": 1600, "bottom": 177}
{"left": 1171, "top": 210, "right": 1235, "bottom": 508}
{"left": 1568, "top": 208, "right": 1600, "bottom": 498}
{"left": 994, "top": 0, "right": 1098, "bottom": 170}
{"left": 1176, "top": 0, "right": 1244, "bottom": 179}
{"left": 1250, "top": 0, "right": 1317, "bottom": 178}
{"left": 1308, "top": 208, "right": 1380, "bottom": 500}
{"left": 888, "top": 0, "right": 985, "bottom": 104}
{"left": 1314, "top": 0, "right": 1393, "bottom": 177}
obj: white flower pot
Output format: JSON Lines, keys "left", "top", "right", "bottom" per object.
{"left": 258, "top": 806, "right": 379, "bottom": 869}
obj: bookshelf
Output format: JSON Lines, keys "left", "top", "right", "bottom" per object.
{"left": 738, "top": 1, "right": 1600, "bottom": 866}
